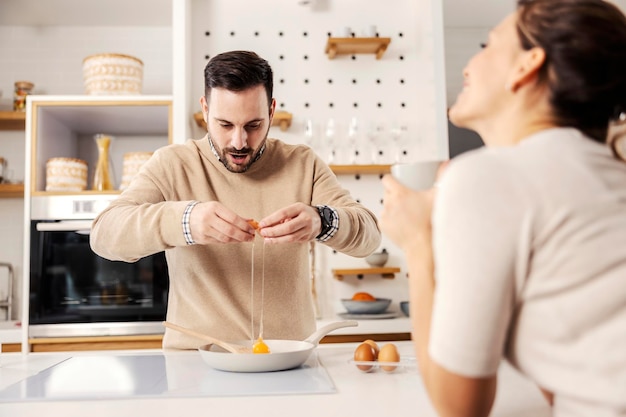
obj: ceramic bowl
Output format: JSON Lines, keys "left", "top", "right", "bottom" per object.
{"left": 365, "top": 251, "right": 388, "bottom": 267}
{"left": 400, "top": 301, "right": 410, "bottom": 317}
{"left": 341, "top": 298, "right": 391, "bottom": 314}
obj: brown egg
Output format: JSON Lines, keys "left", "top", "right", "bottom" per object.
{"left": 378, "top": 343, "right": 400, "bottom": 372}
{"left": 353, "top": 342, "right": 376, "bottom": 372}
{"left": 362, "top": 339, "right": 380, "bottom": 359}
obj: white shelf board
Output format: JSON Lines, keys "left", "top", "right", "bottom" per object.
{"left": 29, "top": 95, "right": 173, "bottom": 136}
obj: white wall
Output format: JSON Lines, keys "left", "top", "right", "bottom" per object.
{"left": 0, "top": 25, "right": 172, "bottom": 320}
{"left": 0, "top": 0, "right": 448, "bottom": 322}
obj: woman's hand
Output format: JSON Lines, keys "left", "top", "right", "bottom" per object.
{"left": 379, "top": 174, "right": 436, "bottom": 253}
{"left": 380, "top": 161, "right": 448, "bottom": 252}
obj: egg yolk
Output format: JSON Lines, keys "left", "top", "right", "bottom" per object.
{"left": 252, "top": 337, "right": 270, "bottom": 354}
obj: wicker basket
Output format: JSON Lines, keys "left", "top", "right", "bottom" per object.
{"left": 82, "top": 53, "right": 143, "bottom": 95}
{"left": 45, "top": 157, "right": 88, "bottom": 191}
{"left": 120, "top": 151, "right": 153, "bottom": 190}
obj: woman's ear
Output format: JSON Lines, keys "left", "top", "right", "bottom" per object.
{"left": 608, "top": 116, "right": 626, "bottom": 161}
{"left": 507, "top": 47, "right": 546, "bottom": 92}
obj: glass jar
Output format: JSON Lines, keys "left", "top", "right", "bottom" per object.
{"left": 13, "top": 81, "right": 34, "bottom": 112}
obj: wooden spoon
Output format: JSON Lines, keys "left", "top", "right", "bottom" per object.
{"left": 162, "top": 321, "right": 251, "bottom": 354}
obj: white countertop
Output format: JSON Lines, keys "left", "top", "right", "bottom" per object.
{"left": 0, "top": 341, "right": 551, "bottom": 417}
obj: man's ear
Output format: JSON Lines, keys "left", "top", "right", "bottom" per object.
{"left": 200, "top": 96, "right": 209, "bottom": 123}
{"left": 508, "top": 47, "right": 546, "bottom": 92}
{"left": 269, "top": 98, "right": 276, "bottom": 121}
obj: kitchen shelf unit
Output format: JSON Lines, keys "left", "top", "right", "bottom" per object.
{"left": 28, "top": 95, "right": 173, "bottom": 196}
{"left": 193, "top": 110, "right": 293, "bottom": 131}
{"left": 325, "top": 37, "right": 392, "bottom": 60}
{"left": 332, "top": 267, "right": 401, "bottom": 280}
{"left": 0, "top": 111, "right": 26, "bottom": 131}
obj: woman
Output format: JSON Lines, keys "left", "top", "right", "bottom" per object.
{"left": 380, "top": 1, "right": 626, "bottom": 416}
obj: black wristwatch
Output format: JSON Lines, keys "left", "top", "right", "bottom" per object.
{"left": 315, "top": 205, "right": 338, "bottom": 242}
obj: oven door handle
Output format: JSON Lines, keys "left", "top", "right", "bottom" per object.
{"left": 36, "top": 220, "right": 93, "bottom": 233}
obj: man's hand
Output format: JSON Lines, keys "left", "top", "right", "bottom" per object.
{"left": 189, "top": 201, "right": 256, "bottom": 244}
{"left": 258, "top": 203, "right": 322, "bottom": 243}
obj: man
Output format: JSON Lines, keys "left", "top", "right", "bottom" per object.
{"left": 90, "top": 50, "right": 381, "bottom": 349}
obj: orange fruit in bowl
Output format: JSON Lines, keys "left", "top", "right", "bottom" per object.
{"left": 351, "top": 292, "right": 376, "bottom": 301}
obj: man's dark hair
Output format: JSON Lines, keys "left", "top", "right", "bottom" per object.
{"left": 203, "top": 50, "right": 273, "bottom": 107}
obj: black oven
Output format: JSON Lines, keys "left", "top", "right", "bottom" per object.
{"left": 27, "top": 195, "right": 169, "bottom": 338}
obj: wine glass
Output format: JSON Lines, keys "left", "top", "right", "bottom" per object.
{"left": 390, "top": 122, "right": 408, "bottom": 164}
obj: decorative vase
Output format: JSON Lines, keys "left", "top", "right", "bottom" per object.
{"left": 92, "top": 134, "right": 114, "bottom": 190}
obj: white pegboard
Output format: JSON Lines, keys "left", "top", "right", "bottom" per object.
{"left": 189, "top": 0, "right": 445, "bottom": 318}
{"left": 189, "top": 0, "right": 447, "bottom": 162}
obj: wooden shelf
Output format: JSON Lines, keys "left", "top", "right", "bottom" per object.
{"left": 332, "top": 267, "right": 401, "bottom": 280}
{"left": 193, "top": 111, "right": 205, "bottom": 130}
{"left": 193, "top": 110, "right": 293, "bottom": 131}
{"left": 330, "top": 164, "right": 391, "bottom": 175}
{"left": 0, "top": 111, "right": 26, "bottom": 131}
{"left": 325, "top": 37, "right": 392, "bottom": 60}
{"left": 0, "top": 183, "right": 24, "bottom": 198}
{"left": 272, "top": 111, "right": 292, "bottom": 131}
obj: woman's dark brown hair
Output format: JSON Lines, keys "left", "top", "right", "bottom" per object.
{"left": 203, "top": 51, "right": 274, "bottom": 108}
{"left": 516, "top": 0, "right": 626, "bottom": 143}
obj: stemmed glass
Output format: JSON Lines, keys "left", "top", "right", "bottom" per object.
{"left": 304, "top": 119, "right": 317, "bottom": 150}
{"left": 366, "top": 122, "right": 385, "bottom": 164}
{"left": 346, "top": 117, "right": 360, "bottom": 165}
{"left": 323, "top": 118, "right": 336, "bottom": 164}
{"left": 390, "top": 122, "right": 408, "bottom": 164}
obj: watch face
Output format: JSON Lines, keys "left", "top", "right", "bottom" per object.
{"left": 322, "top": 207, "right": 333, "bottom": 223}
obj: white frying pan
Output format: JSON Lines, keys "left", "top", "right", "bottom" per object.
{"left": 198, "top": 320, "right": 358, "bottom": 372}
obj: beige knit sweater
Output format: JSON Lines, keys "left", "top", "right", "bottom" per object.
{"left": 90, "top": 136, "right": 381, "bottom": 349}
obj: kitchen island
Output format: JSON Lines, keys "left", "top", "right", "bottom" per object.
{"left": 0, "top": 341, "right": 551, "bottom": 417}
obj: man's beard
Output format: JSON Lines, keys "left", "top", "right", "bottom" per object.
{"left": 208, "top": 128, "right": 269, "bottom": 173}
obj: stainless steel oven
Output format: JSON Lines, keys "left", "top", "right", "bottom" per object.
{"left": 27, "top": 195, "right": 168, "bottom": 338}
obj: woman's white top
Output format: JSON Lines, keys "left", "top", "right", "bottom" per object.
{"left": 430, "top": 128, "right": 626, "bottom": 415}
